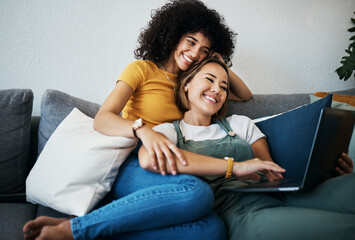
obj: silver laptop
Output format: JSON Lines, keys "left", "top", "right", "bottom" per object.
{"left": 230, "top": 107, "right": 355, "bottom": 193}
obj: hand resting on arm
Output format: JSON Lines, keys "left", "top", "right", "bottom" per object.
{"left": 94, "top": 81, "right": 186, "bottom": 175}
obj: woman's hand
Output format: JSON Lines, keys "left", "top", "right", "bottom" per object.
{"left": 335, "top": 152, "right": 353, "bottom": 175}
{"left": 233, "top": 158, "right": 285, "bottom": 182}
{"left": 136, "top": 126, "right": 186, "bottom": 175}
{"left": 209, "top": 51, "right": 253, "bottom": 101}
{"left": 210, "top": 51, "right": 225, "bottom": 63}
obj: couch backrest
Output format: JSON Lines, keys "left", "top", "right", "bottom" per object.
{"left": 227, "top": 88, "right": 355, "bottom": 119}
{"left": 227, "top": 93, "right": 310, "bottom": 119}
{"left": 0, "top": 89, "right": 33, "bottom": 201}
{"left": 37, "top": 89, "right": 101, "bottom": 155}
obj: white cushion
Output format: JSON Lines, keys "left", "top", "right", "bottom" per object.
{"left": 26, "top": 108, "right": 137, "bottom": 216}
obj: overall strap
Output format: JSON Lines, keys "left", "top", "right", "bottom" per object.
{"left": 172, "top": 120, "right": 184, "bottom": 143}
{"left": 216, "top": 118, "right": 237, "bottom": 137}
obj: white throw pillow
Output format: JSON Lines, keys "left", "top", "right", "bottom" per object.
{"left": 26, "top": 108, "right": 137, "bottom": 216}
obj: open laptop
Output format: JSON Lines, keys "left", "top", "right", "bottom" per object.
{"left": 230, "top": 107, "right": 355, "bottom": 193}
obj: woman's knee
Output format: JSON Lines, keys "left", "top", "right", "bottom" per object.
{"left": 177, "top": 175, "right": 214, "bottom": 216}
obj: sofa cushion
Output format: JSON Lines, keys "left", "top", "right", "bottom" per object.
{"left": 254, "top": 94, "right": 332, "bottom": 178}
{"left": 38, "top": 89, "right": 101, "bottom": 154}
{"left": 0, "top": 203, "right": 37, "bottom": 240}
{"left": 0, "top": 89, "right": 33, "bottom": 196}
{"left": 36, "top": 205, "right": 71, "bottom": 218}
{"left": 27, "top": 108, "right": 137, "bottom": 216}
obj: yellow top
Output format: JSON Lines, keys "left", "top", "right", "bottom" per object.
{"left": 119, "top": 60, "right": 183, "bottom": 128}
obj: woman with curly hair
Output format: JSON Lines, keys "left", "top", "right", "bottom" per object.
{"left": 23, "top": 1, "right": 251, "bottom": 239}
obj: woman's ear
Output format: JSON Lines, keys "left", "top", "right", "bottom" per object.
{"left": 184, "top": 85, "right": 188, "bottom": 92}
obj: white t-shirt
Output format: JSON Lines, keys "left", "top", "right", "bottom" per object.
{"left": 153, "top": 114, "right": 265, "bottom": 146}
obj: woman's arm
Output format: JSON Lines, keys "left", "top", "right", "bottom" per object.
{"left": 139, "top": 145, "right": 228, "bottom": 176}
{"left": 251, "top": 137, "right": 273, "bottom": 162}
{"left": 227, "top": 69, "right": 252, "bottom": 102}
{"left": 94, "top": 81, "right": 136, "bottom": 137}
{"left": 251, "top": 137, "right": 284, "bottom": 181}
{"left": 138, "top": 141, "right": 285, "bottom": 179}
{"left": 94, "top": 81, "right": 186, "bottom": 173}
{"left": 210, "top": 52, "right": 252, "bottom": 101}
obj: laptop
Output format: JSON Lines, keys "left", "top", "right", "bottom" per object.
{"left": 230, "top": 107, "right": 355, "bottom": 193}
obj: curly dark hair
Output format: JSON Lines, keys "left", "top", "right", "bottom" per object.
{"left": 134, "top": 0, "right": 236, "bottom": 67}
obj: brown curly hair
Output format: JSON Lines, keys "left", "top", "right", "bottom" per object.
{"left": 134, "top": 0, "right": 236, "bottom": 67}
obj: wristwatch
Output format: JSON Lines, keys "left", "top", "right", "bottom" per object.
{"left": 132, "top": 118, "right": 145, "bottom": 138}
{"left": 224, "top": 157, "right": 234, "bottom": 179}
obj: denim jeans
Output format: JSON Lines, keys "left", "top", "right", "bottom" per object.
{"left": 70, "top": 153, "right": 226, "bottom": 240}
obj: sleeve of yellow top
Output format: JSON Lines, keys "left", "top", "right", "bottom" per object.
{"left": 118, "top": 60, "right": 145, "bottom": 90}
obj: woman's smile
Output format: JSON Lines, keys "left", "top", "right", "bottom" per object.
{"left": 203, "top": 94, "right": 218, "bottom": 104}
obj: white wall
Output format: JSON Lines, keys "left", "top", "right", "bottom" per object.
{"left": 1, "top": 0, "right": 355, "bottom": 116}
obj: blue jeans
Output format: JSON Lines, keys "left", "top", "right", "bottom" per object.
{"left": 70, "top": 153, "right": 226, "bottom": 240}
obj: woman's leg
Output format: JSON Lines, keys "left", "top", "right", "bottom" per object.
{"left": 220, "top": 174, "right": 355, "bottom": 240}
{"left": 116, "top": 211, "right": 226, "bottom": 240}
{"left": 282, "top": 173, "right": 355, "bottom": 214}
{"left": 70, "top": 154, "right": 216, "bottom": 240}
{"left": 225, "top": 204, "right": 355, "bottom": 240}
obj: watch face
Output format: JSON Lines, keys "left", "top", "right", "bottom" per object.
{"left": 133, "top": 118, "right": 143, "bottom": 129}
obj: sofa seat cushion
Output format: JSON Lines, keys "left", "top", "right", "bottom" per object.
{"left": 36, "top": 205, "right": 71, "bottom": 218}
{"left": 0, "top": 203, "right": 37, "bottom": 240}
{"left": 0, "top": 89, "right": 33, "bottom": 196}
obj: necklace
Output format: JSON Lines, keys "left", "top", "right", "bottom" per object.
{"left": 160, "top": 64, "right": 176, "bottom": 91}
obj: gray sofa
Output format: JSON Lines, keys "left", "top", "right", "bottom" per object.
{"left": 1, "top": 88, "right": 354, "bottom": 240}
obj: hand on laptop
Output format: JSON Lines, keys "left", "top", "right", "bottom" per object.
{"left": 233, "top": 158, "right": 285, "bottom": 182}
{"left": 336, "top": 152, "right": 353, "bottom": 175}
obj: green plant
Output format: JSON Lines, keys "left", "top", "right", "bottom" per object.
{"left": 336, "top": 11, "right": 355, "bottom": 81}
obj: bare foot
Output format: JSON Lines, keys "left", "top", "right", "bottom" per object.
{"left": 37, "top": 220, "right": 74, "bottom": 240}
{"left": 23, "top": 216, "right": 67, "bottom": 240}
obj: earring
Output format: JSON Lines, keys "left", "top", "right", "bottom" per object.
{"left": 184, "top": 86, "right": 188, "bottom": 92}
